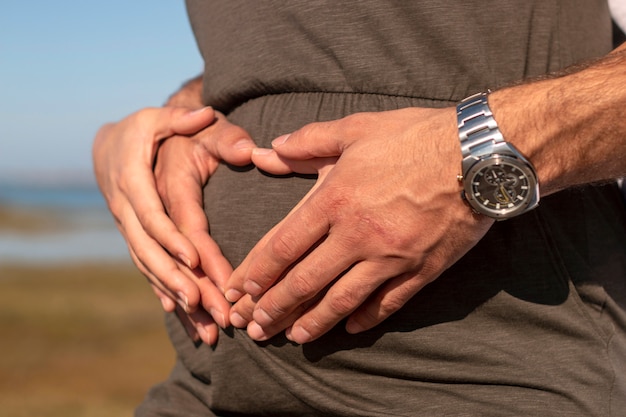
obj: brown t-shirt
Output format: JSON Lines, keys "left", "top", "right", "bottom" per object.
{"left": 139, "top": 1, "right": 626, "bottom": 416}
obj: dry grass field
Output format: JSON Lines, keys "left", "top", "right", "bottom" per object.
{"left": 0, "top": 206, "right": 176, "bottom": 417}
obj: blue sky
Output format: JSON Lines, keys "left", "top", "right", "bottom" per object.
{"left": 3, "top": 2, "right": 625, "bottom": 186}
{"left": 1, "top": 1, "right": 203, "bottom": 183}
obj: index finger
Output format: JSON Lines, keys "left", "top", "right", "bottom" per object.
{"left": 124, "top": 165, "right": 200, "bottom": 268}
{"left": 226, "top": 182, "right": 330, "bottom": 301}
{"left": 161, "top": 165, "right": 234, "bottom": 291}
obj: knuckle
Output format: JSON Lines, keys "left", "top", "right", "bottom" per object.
{"left": 263, "top": 297, "right": 289, "bottom": 317}
{"left": 356, "top": 286, "right": 413, "bottom": 328}
{"left": 117, "top": 173, "right": 139, "bottom": 197}
{"left": 339, "top": 112, "right": 370, "bottom": 138}
{"left": 116, "top": 175, "right": 130, "bottom": 194}
{"left": 129, "top": 241, "right": 152, "bottom": 264}
{"left": 131, "top": 246, "right": 152, "bottom": 268}
{"left": 379, "top": 290, "right": 411, "bottom": 317}
{"left": 285, "top": 271, "right": 318, "bottom": 300}
{"left": 360, "top": 302, "right": 385, "bottom": 326}
{"left": 222, "top": 122, "right": 248, "bottom": 140}
{"left": 137, "top": 209, "right": 163, "bottom": 233}
{"left": 335, "top": 214, "right": 379, "bottom": 250}
{"left": 298, "top": 123, "right": 316, "bottom": 141}
{"left": 191, "top": 142, "right": 217, "bottom": 171}
{"left": 269, "top": 232, "right": 300, "bottom": 263}
{"left": 290, "top": 123, "right": 322, "bottom": 157}
{"left": 254, "top": 296, "right": 290, "bottom": 327}
{"left": 379, "top": 297, "right": 405, "bottom": 317}
{"left": 327, "top": 190, "right": 350, "bottom": 209}
{"left": 246, "top": 259, "right": 280, "bottom": 288}
{"left": 322, "top": 190, "right": 350, "bottom": 220}
{"left": 326, "top": 288, "right": 359, "bottom": 316}
{"left": 106, "top": 195, "right": 125, "bottom": 220}
{"left": 302, "top": 316, "right": 326, "bottom": 335}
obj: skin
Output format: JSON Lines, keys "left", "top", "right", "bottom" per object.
{"left": 92, "top": 77, "right": 257, "bottom": 345}
{"left": 93, "top": 43, "right": 626, "bottom": 346}
{"left": 225, "top": 43, "right": 626, "bottom": 344}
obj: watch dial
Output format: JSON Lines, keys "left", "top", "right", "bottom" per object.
{"left": 469, "top": 160, "right": 534, "bottom": 216}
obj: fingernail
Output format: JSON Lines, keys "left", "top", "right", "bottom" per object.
{"left": 244, "top": 280, "right": 263, "bottom": 297}
{"left": 196, "top": 324, "right": 215, "bottom": 345}
{"left": 177, "top": 291, "right": 190, "bottom": 313}
{"left": 287, "top": 325, "right": 312, "bottom": 344}
{"left": 234, "top": 138, "right": 254, "bottom": 150}
{"left": 272, "top": 134, "right": 290, "bottom": 147}
{"left": 252, "top": 147, "right": 273, "bottom": 156}
{"left": 159, "top": 296, "right": 172, "bottom": 312}
{"left": 345, "top": 320, "right": 365, "bottom": 335}
{"left": 230, "top": 311, "right": 248, "bottom": 328}
{"left": 253, "top": 307, "right": 273, "bottom": 327}
{"left": 190, "top": 106, "right": 212, "bottom": 115}
{"left": 247, "top": 322, "right": 269, "bottom": 341}
{"left": 210, "top": 308, "right": 227, "bottom": 328}
{"left": 178, "top": 254, "right": 192, "bottom": 268}
{"left": 225, "top": 288, "right": 243, "bottom": 303}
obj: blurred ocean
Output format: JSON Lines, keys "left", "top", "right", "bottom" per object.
{"left": 0, "top": 180, "right": 130, "bottom": 264}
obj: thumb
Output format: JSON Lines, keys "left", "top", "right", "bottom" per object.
{"left": 251, "top": 148, "right": 337, "bottom": 176}
{"left": 162, "top": 106, "right": 216, "bottom": 138}
{"left": 200, "top": 112, "right": 257, "bottom": 167}
{"left": 270, "top": 119, "right": 346, "bottom": 159}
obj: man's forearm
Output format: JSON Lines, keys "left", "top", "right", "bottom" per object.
{"left": 490, "top": 42, "right": 626, "bottom": 196}
{"left": 165, "top": 75, "right": 204, "bottom": 108}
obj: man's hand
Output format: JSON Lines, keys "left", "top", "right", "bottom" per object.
{"left": 93, "top": 106, "right": 256, "bottom": 345}
{"left": 225, "top": 107, "right": 495, "bottom": 344}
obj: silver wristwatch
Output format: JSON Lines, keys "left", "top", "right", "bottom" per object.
{"left": 457, "top": 92, "right": 539, "bottom": 219}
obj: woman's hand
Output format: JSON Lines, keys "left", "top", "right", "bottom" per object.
{"left": 93, "top": 106, "right": 256, "bottom": 344}
{"left": 154, "top": 112, "right": 256, "bottom": 343}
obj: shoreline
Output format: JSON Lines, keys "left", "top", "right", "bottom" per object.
{"left": 0, "top": 203, "right": 129, "bottom": 264}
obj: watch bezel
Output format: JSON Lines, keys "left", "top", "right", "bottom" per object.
{"left": 463, "top": 154, "right": 539, "bottom": 219}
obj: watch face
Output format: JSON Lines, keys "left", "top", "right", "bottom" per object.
{"left": 464, "top": 155, "right": 538, "bottom": 219}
